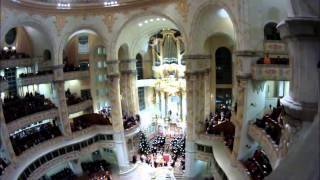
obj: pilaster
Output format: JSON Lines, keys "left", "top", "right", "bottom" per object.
{"left": 119, "top": 59, "right": 138, "bottom": 116}
{"left": 0, "top": 99, "right": 16, "bottom": 162}
{"left": 53, "top": 65, "right": 72, "bottom": 137}
{"left": 68, "top": 159, "right": 83, "bottom": 176}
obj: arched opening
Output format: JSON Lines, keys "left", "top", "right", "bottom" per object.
{"left": 215, "top": 47, "right": 232, "bottom": 85}
{"left": 264, "top": 22, "right": 281, "bottom": 40}
{"left": 136, "top": 53, "right": 143, "bottom": 80}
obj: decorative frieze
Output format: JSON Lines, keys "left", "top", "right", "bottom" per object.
{"left": 252, "top": 64, "right": 291, "bottom": 81}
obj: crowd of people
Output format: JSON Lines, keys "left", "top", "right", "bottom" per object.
{"left": 137, "top": 132, "right": 186, "bottom": 171}
{"left": 51, "top": 168, "right": 76, "bottom": 180}
{"left": 2, "top": 92, "right": 56, "bottom": 123}
{"left": 205, "top": 105, "right": 235, "bottom": 150}
{"left": 81, "top": 160, "right": 112, "bottom": 180}
{"left": 65, "top": 89, "right": 91, "bottom": 106}
{"left": 257, "top": 54, "right": 289, "bottom": 65}
{"left": 0, "top": 48, "right": 30, "bottom": 60}
{"left": 0, "top": 158, "right": 8, "bottom": 176}
{"left": 243, "top": 149, "right": 273, "bottom": 180}
{"left": 10, "top": 122, "right": 62, "bottom": 155}
{"left": 99, "top": 106, "right": 112, "bottom": 119}
{"left": 123, "top": 114, "right": 140, "bottom": 130}
{"left": 255, "top": 105, "right": 284, "bottom": 145}
{"left": 71, "top": 113, "right": 112, "bottom": 132}
{"left": 19, "top": 70, "right": 53, "bottom": 78}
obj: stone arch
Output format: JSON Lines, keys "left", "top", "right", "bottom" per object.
{"left": 189, "top": 0, "right": 238, "bottom": 54}
{"left": 112, "top": 11, "right": 188, "bottom": 60}
{"left": 57, "top": 26, "right": 107, "bottom": 65}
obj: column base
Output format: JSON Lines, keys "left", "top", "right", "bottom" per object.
{"left": 184, "top": 140, "right": 196, "bottom": 178}
{"left": 281, "top": 95, "right": 318, "bottom": 121}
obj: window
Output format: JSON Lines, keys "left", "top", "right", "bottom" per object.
{"left": 264, "top": 22, "right": 281, "bottom": 40}
{"left": 136, "top": 54, "right": 143, "bottom": 80}
{"left": 216, "top": 89, "right": 232, "bottom": 108}
{"left": 138, "top": 87, "right": 145, "bottom": 110}
{"left": 5, "top": 28, "right": 17, "bottom": 45}
{"left": 78, "top": 35, "right": 89, "bottom": 54}
{"left": 216, "top": 47, "right": 232, "bottom": 84}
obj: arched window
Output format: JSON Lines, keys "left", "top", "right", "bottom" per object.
{"left": 5, "top": 28, "right": 17, "bottom": 45}
{"left": 43, "top": 49, "right": 51, "bottom": 61}
{"left": 136, "top": 54, "right": 143, "bottom": 80}
{"left": 215, "top": 47, "right": 232, "bottom": 84}
{"left": 264, "top": 22, "right": 281, "bottom": 40}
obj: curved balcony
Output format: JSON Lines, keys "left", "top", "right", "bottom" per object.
{"left": 2, "top": 128, "right": 114, "bottom": 180}
{"left": 68, "top": 99, "right": 93, "bottom": 114}
{"left": 6, "top": 108, "right": 58, "bottom": 134}
{"left": 248, "top": 122, "right": 281, "bottom": 168}
{"left": 124, "top": 122, "right": 141, "bottom": 137}
{"left": 252, "top": 64, "right": 291, "bottom": 81}
{"left": 17, "top": 74, "right": 54, "bottom": 86}
{"left": 64, "top": 70, "right": 89, "bottom": 81}
{"left": 0, "top": 57, "right": 38, "bottom": 69}
{"left": 0, "top": 79, "right": 8, "bottom": 92}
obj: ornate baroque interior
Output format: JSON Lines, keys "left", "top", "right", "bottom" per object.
{"left": 0, "top": 0, "right": 319, "bottom": 180}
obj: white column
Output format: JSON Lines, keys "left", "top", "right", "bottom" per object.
{"left": 278, "top": 18, "right": 320, "bottom": 121}
{"left": 53, "top": 65, "right": 71, "bottom": 137}
{"left": 68, "top": 159, "right": 83, "bottom": 176}
{"left": 107, "top": 60, "right": 130, "bottom": 172}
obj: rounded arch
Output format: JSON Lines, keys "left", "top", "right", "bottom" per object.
{"left": 112, "top": 11, "right": 188, "bottom": 60}
{"left": 1, "top": 20, "right": 54, "bottom": 59}
{"left": 190, "top": 1, "right": 238, "bottom": 54}
{"left": 58, "top": 26, "right": 107, "bottom": 65}
{"left": 264, "top": 22, "right": 281, "bottom": 40}
{"left": 118, "top": 43, "right": 130, "bottom": 60}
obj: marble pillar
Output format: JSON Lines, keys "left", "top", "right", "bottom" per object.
{"left": 119, "top": 59, "right": 138, "bottom": 116}
{"left": 0, "top": 99, "right": 16, "bottom": 162}
{"left": 53, "top": 65, "right": 71, "bottom": 137}
{"left": 68, "top": 159, "right": 83, "bottom": 176}
{"left": 278, "top": 18, "right": 320, "bottom": 121}
{"left": 184, "top": 54, "right": 211, "bottom": 178}
{"left": 107, "top": 60, "right": 130, "bottom": 171}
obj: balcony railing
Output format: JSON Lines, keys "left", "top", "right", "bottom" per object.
{"left": 68, "top": 99, "right": 93, "bottom": 114}
{"left": 2, "top": 129, "right": 114, "bottom": 180}
{"left": 248, "top": 122, "right": 281, "bottom": 168}
{"left": 124, "top": 122, "right": 140, "bottom": 137}
{"left": 6, "top": 109, "right": 59, "bottom": 134}
{"left": 264, "top": 40, "right": 287, "bottom": 54}
{"left": 17, "top": 74, "right": 54, "bottom": 86}
{"left": 252, "top": 64, "right": 291, "bottom": 81}
{"left": 64, "top": 70, "right": 90, "bottom": 81}
{"left": 0, "top": 57, "right": 38, "bottom": 69}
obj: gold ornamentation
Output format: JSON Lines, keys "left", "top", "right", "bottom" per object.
{"left": 103, "top": 14, "right": 117, "bottom": 33}
{"left": 176, "top": 0, "right": 189, "bottom": 23}
{"left": 54, "top": 15, "right": 67, "bottom": 35}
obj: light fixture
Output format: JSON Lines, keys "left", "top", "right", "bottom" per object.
{"left": 12, "top": 46, "right": 16, "bottom": 50}
{"left": 162, "top": 18, "right": 166, "bottom": 21}
{"left": 57, "top": 2, "right": 71, "bottom": 9}
{"left": 138, "top": 23, "right": 143, "bottom": 27}
{"left": 150, "top": 19, "right": 154, "bottom": 22}
{"left": 3, "top": 47, "right": 8, "bottom": 51}
{"left": 156, "top": 18, "right": 160, "bottom": 21}
{"left": 144, "top": 20, "right": 149, "bottom": 24}
{"left": 104, "top": 1, "right": 119, "bottom": 7}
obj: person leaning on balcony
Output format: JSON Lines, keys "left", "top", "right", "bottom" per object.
{"left": 263, "top": 53, "right": 271, "bottom": 64}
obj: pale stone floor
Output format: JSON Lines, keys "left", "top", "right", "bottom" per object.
{"left": 112, "top": 162, "right": 176, "bottom": 180}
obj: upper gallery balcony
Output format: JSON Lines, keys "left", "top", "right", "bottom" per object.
{"left": 123, "top": 114, "right": 141, "bottom": 137}
{"left": 3, "top": 93, "right": 57, "bottom": 125}
{"left": 63, "top": 64, "right": 90, "bottom": 81}
{"left": 0, "top": 50, "right": 38, "bottom": 69}
{"left": 17, "top": 70, "right": 54, "bottom": 86}
{"left": 70, "top": 113, "right": 112, "bottom": 132}
{"left": 66, "top": 90, "right": 93, "bottom": 114}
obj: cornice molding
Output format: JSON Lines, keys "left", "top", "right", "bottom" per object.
{"left": 3, "top": 0, "right": 176, "bottom": 16}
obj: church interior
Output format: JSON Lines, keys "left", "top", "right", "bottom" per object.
{"left": 0, "top": 0, "right": 319, "bottom": 180}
